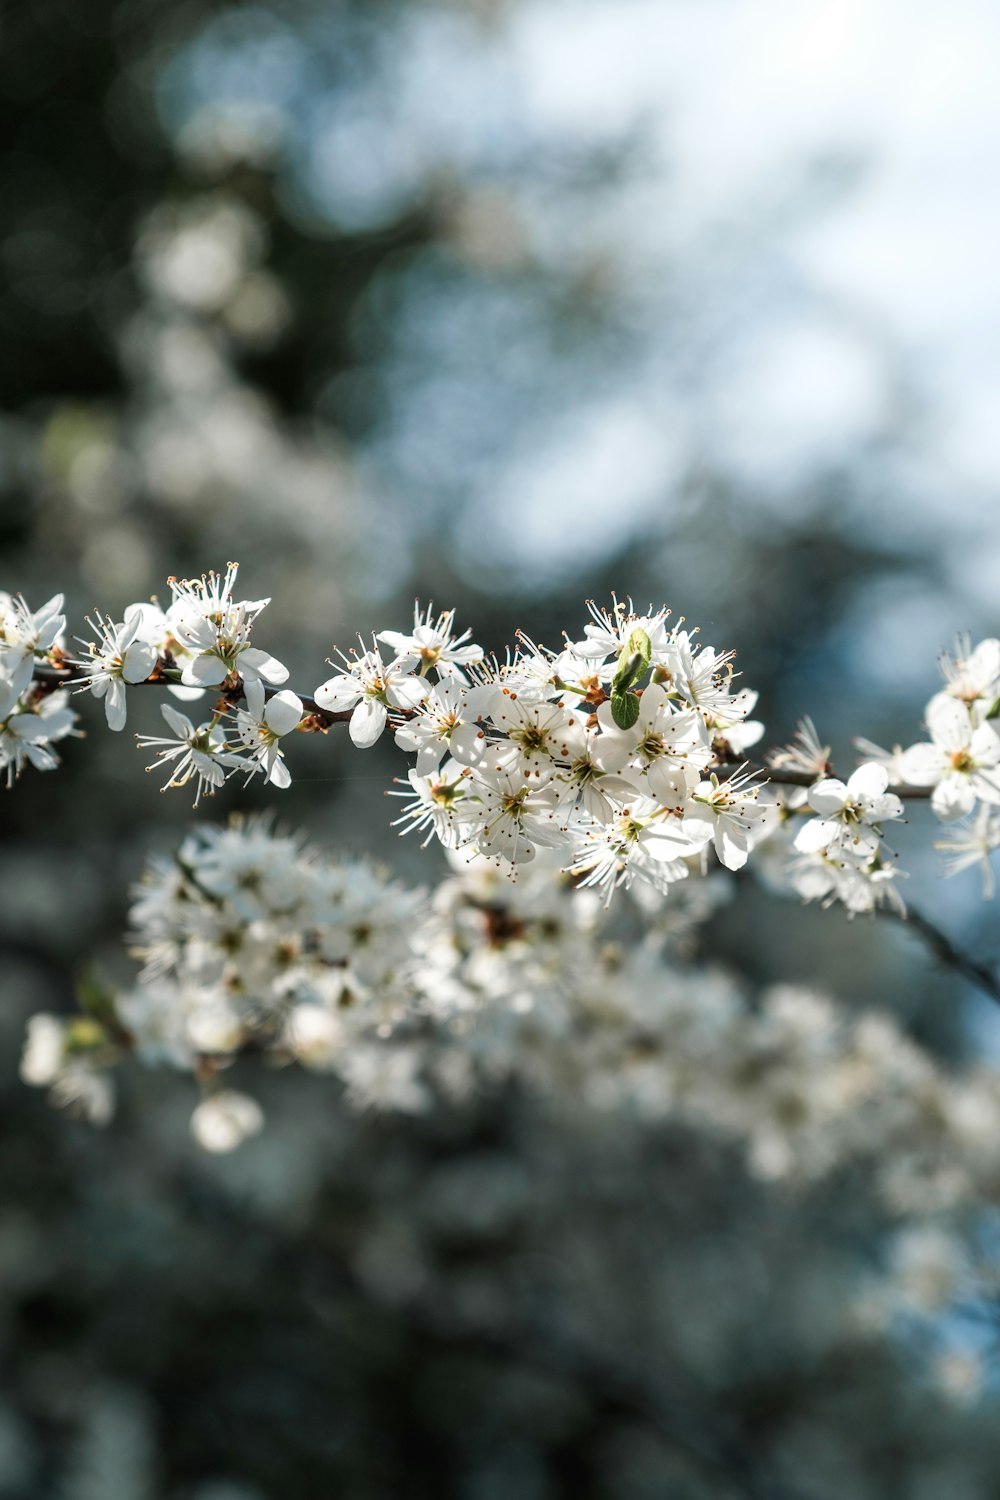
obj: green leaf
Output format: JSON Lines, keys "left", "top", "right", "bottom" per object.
{"left": 609, "top": 627, "right": 651, "bottom": 728}
{"left": 611, "top": 690, "right": 640, "bottom": 730}
{"left": 611, "top": 627, "right": 652, "bottom": 699}
{"left": 625, "top": 626, "right": 652, "bottom": 674}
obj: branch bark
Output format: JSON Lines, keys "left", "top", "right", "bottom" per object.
{"left": 876, "top": 903, "right": 1000, "bottom": 1008}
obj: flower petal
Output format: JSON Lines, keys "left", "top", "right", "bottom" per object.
{"left": 314, "top": 674, "right": 362, "bottom": 711}
{"left": 350, "top": 698, "right": 387, "bottom": 748}
{"left": 264, "top": 691, "right": 303, "bottom": 736}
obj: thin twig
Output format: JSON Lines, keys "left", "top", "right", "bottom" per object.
{"left": 713, "top": 759, "right": 933, "bottom": 800}
{"left": 33, "top": 665, "right": 936, "bottom": 797}
{"left": 876, "top": 903, "right": 1000, "bottom": 1008}
{"left": 31, "top": 663, "right": 353, "bottom": 729}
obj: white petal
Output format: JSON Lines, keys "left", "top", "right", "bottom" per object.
{"left": 644, "top": 760, "right": 692, "bottom": 809}
{"left": 932, "top": 775, "right": 976, "bottom": 820}
{"left": 794, "top": 817, "right": 840, "bottom": 853}
{"left": 350, "top": 699, "right": 387, "bottom": 748}
{"left": 243, "top": 678, "right": 266, "bottom": 720}
{"left": 898, "top": 743, "right": 945, "bottom": 787}
{"left": 105, "top": 679, "right": 127, "bottom": 731}
{"left": 264, "top": 691, "right": 303, "bottom": 736}
{"left": 241, "top": 648, "right": 289, "bottom": 684}
{"left": 865, "top": 793, "right": 903, "bottom": 822}
{"left": 846, "top": 762, "right": 889, "bottom": 801}
{"left": 160, "top": 704, "right": 193, "bottom": 738}
{"left": 388, "top": 674, "right": 430, "bottom": 709}
{"left": 267, "top": 755, "right": 292, "bottom": 789}
{"left": 716, "top": 823, "right": 749, "bottom": 871}
{"left": 314, "top": 674, "right": 362, "bottom": 711}
{"left": 375, "top": 630, "right": 411, "bottom": 652}
{"left": 122, "top": 640, "right": 157, "bottom": 684}
{"left": 186, "top": 654, "right": 228, "bottom": 687}
{"left": 927, "top": 696, "right": 973, "bottom": 753}
{"left": 807, "top": 779, "right": 848, "bottom": 816}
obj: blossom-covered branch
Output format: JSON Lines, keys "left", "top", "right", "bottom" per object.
{"left": 5, "top": 569, "right": 1000, "bottom": 920}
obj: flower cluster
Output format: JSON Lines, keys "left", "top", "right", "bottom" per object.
{"left": 11, "top": 571, "right": 1000, "bottom": 915}
{"left": 321, "top": 598, "right": 776, "bottom": 902}
{"left": 756, "top": 719, "right": 908, "bottom": 916}
{"left": 21, "top": 814, "right": 1000, "bottom": 1277}
{"left": 76, "top": 564, "right": 304, "bottom": 802}
{"left": 21, "top": 817, "right": 431, "bottom": 1146}
{"left": 0, "top": 591, "right": 77, "bottom": 787}
{"left": 900, "top": 636, "right": 1000, "bottom": 894}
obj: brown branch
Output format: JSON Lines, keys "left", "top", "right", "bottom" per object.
{"left": 31, "top": 663, "right": 353, "bottom": 730}
{"left": 713, "top": 759, "right": 934, "bottom": 800}
{"left": 875, "top": 903, "right": 1000, "bottom": 1009}
{"left": 36, "top": 664, "right": 936, "bottom": 797}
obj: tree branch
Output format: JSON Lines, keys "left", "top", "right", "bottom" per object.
{"left": 34, "top": 664, "right": 936, "bottom": 798}
{"left": 713, "top": 760, "right": 933, "bottom": 800}
{"left": 30, "top": 663, "right": 353, "bottom": 729}
{"left": 876, "top": 903, "right": 1000, "bottom": 1009}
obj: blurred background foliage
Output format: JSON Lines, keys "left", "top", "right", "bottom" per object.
{"left": 4, "top": 1, "right": 1000, "bottom": 1495}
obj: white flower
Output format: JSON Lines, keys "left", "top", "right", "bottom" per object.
{"left": 0, "top": 687, "right": 77, "bottom": 786}
{"left": 340, "top": 1044, "right": 430, "bottom": 1113}
{"left": 233, "top": 679, "right": 303, "bottom": 788}
{"left": 899, "top": 697, "right": 1000, "bottom": 819}
{"left": 935, "top": 807, "right": 1000, "bottom": 899}
{"left": 769, "top": 717, "right": 831, "bottom": 779}
{"left": 390, "top": 762, "right": 472, "bottom": 848}
{"left": 377, "top": 603, "right": 483, "bottom": 678}
{"left": 789, "top": 848, "right": 906, "bottom": 916}
{"left": 487, "top": 689, "right": 576, "bottom": 781}
{"left": 552, "top": 718, "right": 640, "bottom": 822}
{"left": 76, "top": 608, "right": 158, "bottom": 730}
{"left": 461, "top": 767, "right": 569, "bottom": 864}
{"left": 0, "top": 592, "right": 65, "bottom": 694}
{"left": 393, "top": 679, "right": 481, "bottom": 774}
{"left": 168, "top": 563, "right": 288, "bottom": 689}
{"left": 136, "top": 703, "right": 245, "bottom": 805}
{"left": 663, "top": 634, "right": 740, "bottom": 717}
{"left": 567, "top": 597, "right": 673, "bottom": 670}
{"left": 284, "top": 1005, "right": 344, "bottom": 1068}
{"left": 935, "top": 634, "right": 1000, "bottom": 717}
{"left": 851, "top": 736, "right": 910, "bottom": 784}
{"left": 793, "top": 763, "right": 903, "bottom": 860}
{"left": 567, "top": 799, "right": 705, "bottom": 905}
{"left": 191, "top": 1089, "right": 264, "bottom": 1152}
{"left": 685, "top": 768, "right": 773, "bottom": 871}
{"left": 20, "top": 1013, "right": 115, "bottom": 1124}
{"left": 489, "top": 637, "right": 584, "bottom": 705}
{"left": 595, "top": 684, "right": 711, "bottom": 805}
{"left": 315, "top": 645, "right": 428, "bottom": 748}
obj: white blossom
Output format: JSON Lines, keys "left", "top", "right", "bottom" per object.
{"left": 136, "top": 703, "right": 244, "bottom": 805}
{"left": 0, "top": 591, "right": 65, "bottom": 694}
{"left": 935, "top": 807, "right": 1000, "bottom": 899}
{"left": 315, "top": 645, "right": 428, "bottom": 748}
{"left": 0, "top": 684, "right": 78, "bottom": 786}
{"left": 900, "top": 697, "right": 1000, "bottom": 819}
{"left": 377, "top": 603, "right": 483, "bottom": 678}
{"left": 76, "top": 608, "right": 158, "bottom": 730}
{"left": 685, "top": 769, "right": 773, "bottom": 872}
{"left": 794, "top": 763, "right": 904, "bottom": 860}
{"left": 233, "top": 679, "right": 303, "bottom": 788}
{"left": 167, "top": 562, "right": 288, "bottom": 689}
